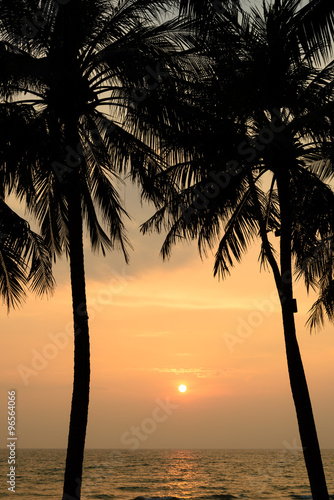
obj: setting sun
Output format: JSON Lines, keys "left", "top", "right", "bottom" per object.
{"left": 178, "top": 384, "right": 187, "bottom": 393}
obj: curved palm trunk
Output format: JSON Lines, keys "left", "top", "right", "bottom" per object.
{"left": 247, "top": 169, "right": 328, "bottom": 499}
{"left": 62, "top": 172, "right": 90, "bottom": 500}
{"left": 277, "top": 172, "right": 329, "bottom": 500}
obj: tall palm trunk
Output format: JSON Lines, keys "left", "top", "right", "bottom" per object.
{"left": 277, "top": 171, "right": 329, "bottom": 500}
{"left": 248, "top": 169, "right": 328, "bottom": 499}
{"left": 62, "top": 164, "right": 90, "bottom": 500}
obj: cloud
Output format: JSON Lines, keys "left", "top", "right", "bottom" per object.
{"left": 149, "top": 367, "right": 224, "bottom": 378}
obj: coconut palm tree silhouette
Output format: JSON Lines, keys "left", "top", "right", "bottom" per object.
{"left": 0, "top": 0, "right": 191, "bottom": 498}
{"left": 142, "top": 1, "right": 334, "bottom": 499}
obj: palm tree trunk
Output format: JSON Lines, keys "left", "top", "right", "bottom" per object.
{"left": 62, "top": 170, "right": 90, "bottom": 500}
{"left": 277, "top": 171, "right": 329, "bottom": 500}
{"left": 247, "top": 169, "right": 328, "bottom": 499}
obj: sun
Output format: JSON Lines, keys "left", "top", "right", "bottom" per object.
{"left": 178, "top": 384, "right": 187, "bottom": 393}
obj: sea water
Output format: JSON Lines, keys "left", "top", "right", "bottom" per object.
{"left": 0, "top": 449, "right": 333, "bottom": 500}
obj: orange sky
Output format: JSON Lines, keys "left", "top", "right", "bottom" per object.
{"left": 1, "top": 181, "right": 334, "bottom": 449}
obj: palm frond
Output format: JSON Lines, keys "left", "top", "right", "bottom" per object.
{"left": 307, "top": 279, "right": 334, "bottom": 331}
{"left": 0, "top": 199, "right": 55, "bottom": 309}
{"left": 295, "top": 0, "right": 334, "bottom": 64}
{"left": 213, "top": 184, "right": 263, "bottom": 279}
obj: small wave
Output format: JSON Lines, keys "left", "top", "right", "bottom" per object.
{"left": 197, "top": 495, "right": 239, "bottom": 500}
{"left": 133, "top": 497, "right": 180, "bottom": 500}
{"left": 118, "top": 486, "right": 143, "bottom": 491}
{"left": 85, "top": 464, "right": 107, "bottom": 470}
{"left": 86, "top": 495, "right": 116, "bottom": 500}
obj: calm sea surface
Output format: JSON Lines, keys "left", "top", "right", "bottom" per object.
{"left": 0, "top": 449, "right": 333, "bottom": 500}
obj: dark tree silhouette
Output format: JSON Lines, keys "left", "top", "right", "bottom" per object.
{"left": 142, "top": 2, "right": 334, "bottom": 499}
{"left": 0, "top": 1, "right": 192, "bottom": 498}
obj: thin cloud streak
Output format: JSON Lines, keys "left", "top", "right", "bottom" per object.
{"left": 150, "top": 367, "right": 225, "bottom": 378}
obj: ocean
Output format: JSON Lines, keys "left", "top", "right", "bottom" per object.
{"left": 0, "top": 449, "right": 333, "bottom": 500}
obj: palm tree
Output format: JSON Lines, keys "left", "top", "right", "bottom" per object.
{"left": 0, "top": 1, "right": 192, "bottom": 498}
{"left": 142, "top": 1, "right": 334, "bottom": 498}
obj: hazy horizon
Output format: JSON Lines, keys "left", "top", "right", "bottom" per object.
{"left": 2, "top": 180, "right": 334, "bottom": 450}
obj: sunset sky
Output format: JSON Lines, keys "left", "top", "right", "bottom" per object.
{"left": 1, "top": 179, "right": 334, "bottom": 450}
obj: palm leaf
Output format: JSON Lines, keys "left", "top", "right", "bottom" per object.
{"left": 0, "top": 199, "right": 55, "bottom": 309}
